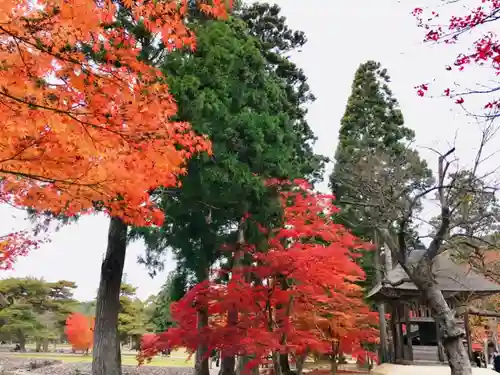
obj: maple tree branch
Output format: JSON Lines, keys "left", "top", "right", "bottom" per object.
{"left": 0, "top": 90, "right": 131, "bottom": 141}
{"left": 0, "top": 169, "right": 112, "bottom": 202}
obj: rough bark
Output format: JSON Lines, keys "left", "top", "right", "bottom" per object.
{"left": 195, "top": 307, "right": 210, "bottom": 375}
{"left": 92, "top": 216, "right": 128, "bottom": 375}
{"left": 419, "top": 280, "right": 472, "bottom": 375}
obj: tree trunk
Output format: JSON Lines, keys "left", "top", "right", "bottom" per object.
{"left": 330, "top": 341, "right": 339, "bottom": 375}
{"left": 36, "top": 340, "right": 41, "bottom": 352}
{"left": 195, "top": 307, "right": 210, "bottom": 375}
{"left": 18, "top": 331, "right": 26, "bottom": 352}
{"left": 272, "top": 352, "right": 283, "bottom": 375}
{"left": 219, "top": 348, "right": 236, "bottom": 375}
{"left": 295, "top": 351, "right": 308, "bottom": 375}
{"left": 280, "top": 354, "right": 291, "bottom": 374}
{"left": 43, "top": 338, "right": 49, "bottom": 352}
{"left": 219, "top": 307, "right": 237, "bottom": 375}
{"left": 92, "top": 217, "right": 128, "bottom": 375}
{"left": 421, "top": 283, "right": 472, "bottom": 375}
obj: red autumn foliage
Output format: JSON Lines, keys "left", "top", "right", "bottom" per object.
{"left": 0, "top": 231, "right": 42, "bottom": 270}
{"left": 65, "top": 312, "right": 95, "bottom": 352}
{"left": 139, "top": 179, "right": 379, "bottom": 369}
{"left": 412, "top": 1, "right": 500, "bottom": 114}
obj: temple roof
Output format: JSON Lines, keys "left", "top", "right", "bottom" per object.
{"left": 367, "top": 249, "right": 500, "bottom": 300}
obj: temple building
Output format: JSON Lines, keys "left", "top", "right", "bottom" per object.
{"left": 367, "top": 249, "right": 500, "bottom": 364}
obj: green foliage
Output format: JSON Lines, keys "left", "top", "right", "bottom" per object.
{"left": 238, "top": 2, "right": 328, "bottom": 184}
{"left": 331, "top": 60, "right": 415, "bottom": 210}
{"left": 330, "top": 61, "right": 432, "bottom": 289}
{"left": 0, "top": 278, "right": 77, "bottom": 346}
{"left": 130, "top": 8, "right": 325, "bottom": 291}
{"left": 118, "top": 283, "right": 154, "bottom": 344}
{"left": 74, "top": 301, "right": 96, "bottom": 316}
{"left": 0, "top": 302, "right": 42, "bottom": 338}
{"left": 130, "top": 16, "right": 321, "bottom": 285}
{"left": 146, "top": 271, "right": 188, "bottom": 333}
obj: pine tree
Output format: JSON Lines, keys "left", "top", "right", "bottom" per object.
{"left": 330, "top": 60, "right": 431, "bottom": 288}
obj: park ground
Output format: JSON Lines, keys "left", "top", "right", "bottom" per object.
{"left": 0, "top": 344, "right": 372, "bottom": 375}
{"left": 0, "top": 343, "right": 193, "bottom": 366}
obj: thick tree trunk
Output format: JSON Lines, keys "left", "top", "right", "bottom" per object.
{"left": 43, "top": 338, "right": 49, "bottom": 352}
{"left": 92, "top": 217, "right": 128, "bottom": 375}
{"left": 421, "top": 283, "right": 472, "bottom": 375}
{"left": 195, "top": 307, "right": 210, "bottom": 375}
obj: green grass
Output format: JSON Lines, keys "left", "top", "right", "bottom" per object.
{"left": 3, "top": 352, "right": 194, "bottom": 367}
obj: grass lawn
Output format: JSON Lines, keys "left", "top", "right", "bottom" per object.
{"left": 4, "top": 352, "right": 194, "bottom": 367}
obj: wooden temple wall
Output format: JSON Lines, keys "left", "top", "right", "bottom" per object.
{"left": 383, "top": 299, "right": 472, "bottom": 365}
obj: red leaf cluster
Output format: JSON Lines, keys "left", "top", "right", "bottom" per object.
{"left": 412, "top": 1, "right": 500, "bottom": 110}
{"left": 0, "top": 231, "right": 42, "bottom": 270}
{"left": 65, "top": 312, "right": 95, "bottom": 352}
{"left": 139, "top": 179, "right": 379, "bottom": 367}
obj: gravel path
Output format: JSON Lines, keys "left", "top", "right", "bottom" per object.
{"left": 0, "top": 358, "right": 61, "bottom": 372}
{"left": 30, "top": 363, "right": 195, "bottom": 375}
{"left": 0, "top": 357, "right": 195, "bottom": 375}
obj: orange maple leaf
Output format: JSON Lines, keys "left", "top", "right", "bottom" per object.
{"left": 0, "top": 0, "right": 230, "bottom": 226}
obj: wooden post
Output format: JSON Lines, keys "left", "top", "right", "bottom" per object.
{"left": 404, "top": 304, "right": 413, "bottom": 362}
{"left": 484, "top": 338, "right": 489, "bottom": 367}
{"left": 393, "top": 305, "right": 404, "bottom": 361}
{"left": 494, "top": 317, "right": 499, "bottom": 352}
{"left": 389, "top": 303, "right": 398, "bottom": 363}
{"left": 464, "top": 312, "right": 473, "bottom": 361}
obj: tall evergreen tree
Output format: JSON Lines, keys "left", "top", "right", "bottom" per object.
{"left": 329, "top": 60, "right": 431, "bottom": 287}
{"left": 238, "top": 3, "right": 328, "bottom": 185}
{"left": 130, "top": 17, "right": 325, "bottom": 375}
{"left": 330, "top": 61, "right": 433, "bottom": 363}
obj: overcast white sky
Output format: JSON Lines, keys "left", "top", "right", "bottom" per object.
{"left": 1, "top": 0, "right": 498, "bottom": 301}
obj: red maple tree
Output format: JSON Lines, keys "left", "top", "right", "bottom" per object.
{"left": 65, "top": 312, "right": 95, "bottom": 354}
{"left": 139, "top": 179, "right": 378, "bottom": 373}
{"left": 411, "top": 0, "right": 499, "bottom": 118}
